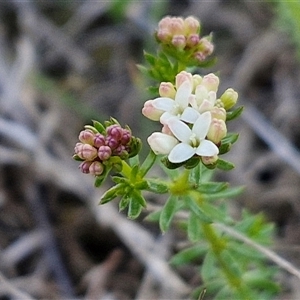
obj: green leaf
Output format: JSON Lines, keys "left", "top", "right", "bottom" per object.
{"left": 139, "top": 150, "right": 157, "bottom": 177}
{"left": 200, "top": 202, "right": 232, "bottom": 223}
{"left": 119, "top": 194, "right": 130, "bottom": 211}
{"left": 226, "top": 106, "right": 244, "bottom": 121}
{"left": 203, "top": 186, "right": 245, "bottom": 201}
{"left": 197, "top": 182, "right": 228, "bottom": 194}
{"left": 159, "top": 195, "right": 179, "bottom": 233}
{"left": 220, "top": 250, "right": 242, "bottom": 278}
{"left": 128, "top": 198, "right": 143, "bottom": 219}
{"left": 222, "top": 133, "right": 239, "bottom": 144}
{"left": 189, "top": 163, "right": 201, "bottom": 184}
{"left": 144, "top": 51, "right": 157, "bottom": 66}
{"left": 92, "top": 120, "right": 106, "bottom": 133}
{"left": 146, "top": 179, "right": 169, "bottom": 194}
{"left": 188, "top": 211, "right": 203, "bottom": 242}
{"left": 99, "top": 183, "right": 125, "bottom": 204}
{"left": 130, "top": 164, "right": 139, "bottom": 181}
{"left": 131, "top": 189, "right": 147, "bottom": 208}
{"left": 169, "top": 243, "right": 208, "bottom": 266}
{"left": 201, "top": 250, "right": 217, "bottom": 282}
{"left": 216, "top": 159, "right": 235, "bottom": 171}
{"left": 145, "top": 209, "right": 161, "bottom": 222}
{"left": 186, "top": 196, "right": 212, "bottom": 223}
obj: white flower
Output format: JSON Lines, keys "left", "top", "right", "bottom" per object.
{"left": 147, "top": 132, "right": 179, "bottom": 155}
{"left": 189, "top": 85, "right": 217, "bottom": 113}
{"left": 166, "top": 112, "right": 219, "bottom": 163}
{"left": 152, "top": 80, "right": 200, "bottom": 124}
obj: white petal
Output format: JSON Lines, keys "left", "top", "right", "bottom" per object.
{"left": 160, "top": 111, "right": 178, "bottom": 124}
{"left": 167, "top": 117, "right": 191, "bottom": 143}
{"left": 152, "top": 97, "right": 174, "bottom": 111}
{"left": 168, "top": 143, "right": 195, "bottom": 163}
{"left": 174, "top": 81, "right": 192, "bottom": 108}
{"left": 147, "top": 132, "right": 178, "bottom": 155}
{"left": 181, "top": 107, "right": 200, "bottom": 123}
{"left": 199, "top": 99, "right": 214, "bottom": 113}
{"left": 195, "top": 139, "right": 219, "bottom": 156}
{"left": 192, "top": 111, "right": 211, "bottom": 139}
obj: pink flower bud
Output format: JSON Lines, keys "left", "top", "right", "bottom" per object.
{"left": 94, "top": 133, "right": 106, "bottom": 148}
{"left": 186, "top": 34, "right": 200, "bottom": 48}
{"left": 171, "top": 35, "right": 186, "bottom": 49}
{"left": 89, "top": 161, "right": 104, "bottom": 176}
{"left": 168, "top": 17, "right": 185, "bottom": 36}
{"left": 184, "top": 16, "right": 200, "bottom": 35}
{"left": 79, "top": 129, "right": 95, "bottom": 145}
{"left": 105, "top": 136, "right": 119, "bottom": 149}
{"left": 220, "top": 88, "right": 238, "bottom": 110}
{"left": 210, "top": 107, "right": 226, "bottom": 121}
{"left": 106, "top": 124, "right": 123, "bottom": 141}
{"left": 120, "top": 129, "right": 131, "bottom": 145}
{"left": 98, "top": 145, "right": 112, "bottom": 160}
{"left": 142, "top": 100, "right": 164, "bottom": 121}
{"left": 207, "top": 119, "right": 227, "bottom": 144}
{"left": 201, "top": 155, "right": 218, "bottom": 166}
{"left": 197, "top": 37, "right": 214, "bottom": 56}
{"left": 175, "top": 71, "right": 193, "bottom": 90}
{"left": 202, "top": 73, "right": 220, "bottom": 92}
{"left": 113, "top": 144, "right": 128, "bottom": 158}
{"left": 79, "top": 161, "right": 92, "bottom": 174}
{"left": 74, "top": 143, "right": 98, "bottom": 161}
{"left": 159, "top": 82, "right": 176, "bottom": 98}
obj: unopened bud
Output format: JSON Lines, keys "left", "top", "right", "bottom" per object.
{"left": 106, "top": 124, "right": 123, "bottom": 141}
{"left": 79, "top": 129, "right": 95, "bottom": 145}
{"left": 79, "top": 161, "right": 92, "bottom": 174}
{"left": 89, "top": 161, "right": 104, "bottom": 176}
{"left": 142, "top": 100, "right": 164, "bottom": 121}
{"left": 201, "top": 154, "right": 218, "bottom": 166}
{"left": 98, "top": 145, "right": 112, "bottom": 160}
{"left": 207, "top": 118, "right": 227, "bottom": 144}
{"left": 120, "top": 129, "right": 131, "bottom": 145}
{"left": 94, "top": 133, "right": 106, "bottom": 148}
{"left": 74, "top": 143, "right": 98, "bottom": 161}
{"left": 172, "top": 35, "right": 186, "bottom": 50}
{"left": 175, "top": 71, "right": 193, "bottom": 89}
{"left": 186, "top": 34, "right": 200, "bottom": 48}
{"left": 210, "top": 107, "right": 226, "bottom": 121}
{"left": 202, "top": 73, "right": 219, "bottom": 92}
{"left": 184, "top": 16, "right": 200, "bottom": 35}
{"left": 159, "top": 82, "right": 176, "bottom": 98}
{"left": 220, "top": 88, "right": 238, "bottom": 110}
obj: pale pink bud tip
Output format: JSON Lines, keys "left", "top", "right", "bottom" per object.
{"left": 207, "top": 119, "right": 227, "bottom": 144}
{"left": 74, "top": 143, "right": 98, "bottom": 161}
{"left": 142, "top": 100, "right": 163, "bottom": 121}
{"left": 159, "top": 82, "right": 176, "bottom": 98}
{"left": 79, "top": 129, "right": 95, "bottom": 145}
{"left": 89, "top": 161, "right": 104, "bottom": 176}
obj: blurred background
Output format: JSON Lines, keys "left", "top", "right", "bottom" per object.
{"left": 1, "top": 1, "right": 300, "bottom": 299}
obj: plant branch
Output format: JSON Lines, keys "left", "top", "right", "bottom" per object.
{"left": 214, "top": 223, "right": 300, "bottom": 281}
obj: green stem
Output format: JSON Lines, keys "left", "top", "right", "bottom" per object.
{"left": 201, "top": 223, "right": 251, "bottom": 299}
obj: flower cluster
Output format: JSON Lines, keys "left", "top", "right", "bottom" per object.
{"left": 142, "top": 71, "right": 238, "bottom": 167}
{"left": 73, "top": 120, "right": 141, "bottom": 176}
{"left": 156, "top": 16, "right": 214, "bottom": 62}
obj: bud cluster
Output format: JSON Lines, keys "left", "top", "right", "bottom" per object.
{"left": 156, "top": 16, "right": 214, "bottom": 62}
{"left": 73, "top": 121, "right": 140, "bottom": 176}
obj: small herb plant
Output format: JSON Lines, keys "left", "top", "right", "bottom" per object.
{"left": 73, "top": 15, "right": 298, "bottom": 299}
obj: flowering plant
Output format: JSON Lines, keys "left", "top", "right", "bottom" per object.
{"left": 72, "top": 15, "right": 297, "bottom": 300}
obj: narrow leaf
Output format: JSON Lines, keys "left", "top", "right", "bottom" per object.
{"left": 159, "top": 195, "right": 179, "bottom": 233}
{"left": 188, "top": 211, "right": 202, "bottom": 242}
{"left": 226, "top": 106, "right": 244, "bottom": 121}
{"left": 128, "top": 198, "right": 143, "bottom": 219}
{"left": 216, "top": 159, "right": 235, "bottom": 171}
{"left": 146, "top": 179, "right": 169, "bottom": 194}
{"left": 139, "top": 150, "right": 156, "bottom": 177}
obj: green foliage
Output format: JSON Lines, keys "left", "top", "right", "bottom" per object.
{"left": 273, "top": 1, "right": 300, "bottom": 60}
